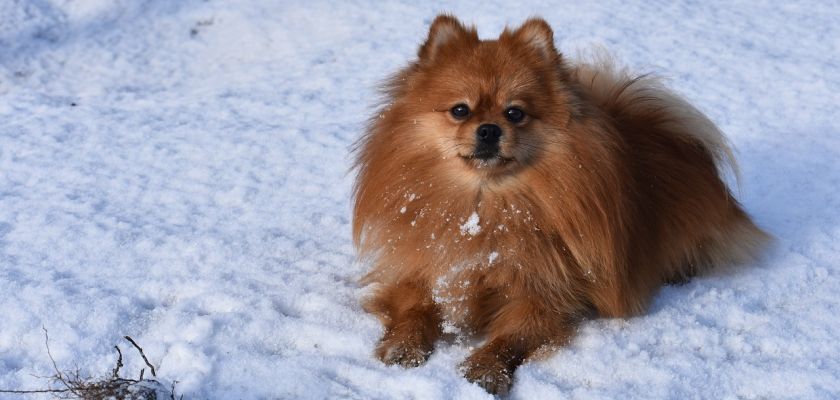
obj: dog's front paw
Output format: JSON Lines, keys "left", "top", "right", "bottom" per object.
{"left": 375, "top": 335, "right": 431, "bottom": 368}
{"left": 460, "top": 354, "right": 513, "bottom": 395}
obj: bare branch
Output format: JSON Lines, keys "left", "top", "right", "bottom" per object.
{"left": 0, "top": 388, "right": 73, "bottom": 394}
{"left": 124, "top": 336, "right": 156, "bottom": 378}
{"left": 112, "top": 345, "right": 124, "bottom": 379}
{"left": 42, "top": 327, "right": 76, "bottom": 395}
{"left": 1, "top": 331, "right": 179, "bottom": 399}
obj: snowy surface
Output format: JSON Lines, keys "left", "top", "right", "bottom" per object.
{"left": 1, "top": 1, "right": 839, "bottom": 399}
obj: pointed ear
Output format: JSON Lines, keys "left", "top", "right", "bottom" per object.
{"left": 508, "top": 18, "right": 558, "bottom": 60}
{"left": 418, "top": 14, "right": 477, "bottom": 63}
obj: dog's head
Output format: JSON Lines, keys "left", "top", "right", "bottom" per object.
{"left": 392, "top": 15, "right": 577, "bottom": 180}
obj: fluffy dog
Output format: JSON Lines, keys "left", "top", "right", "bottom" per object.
{"left": 352, "top": 15, "right": 769, "bottom": 394}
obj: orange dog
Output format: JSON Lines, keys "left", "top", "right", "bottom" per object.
{"left": 352, "top": 15, "right": 769, "bottom": 394}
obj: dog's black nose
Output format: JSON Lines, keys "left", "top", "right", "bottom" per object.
{"left": 476, "top": 124, "right": 502, "bottom": 145}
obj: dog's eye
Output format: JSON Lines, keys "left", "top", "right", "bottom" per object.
{"left": 450, "top": 104, "right": 471, "bottom": 120}
{"left": 505, "top": 107, "right": 525, "bottom": 123}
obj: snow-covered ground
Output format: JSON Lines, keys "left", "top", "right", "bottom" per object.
{"left": 1, "top": 1, "right": 839, "bottom": 398}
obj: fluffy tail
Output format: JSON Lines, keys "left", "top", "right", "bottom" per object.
{"left": 571, "top": 49, "right": 740, "bottom": 185}
{"left": 570, "top": 50, "right": 771, "bottom": 276}
{"left": 690, "top": 208, "right": 772, "bottom": 271}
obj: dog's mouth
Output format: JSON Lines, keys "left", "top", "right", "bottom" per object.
{"left": 458, "top": 152, "right": 515, "bottom": 168}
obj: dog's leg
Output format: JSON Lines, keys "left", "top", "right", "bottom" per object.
{"left": 460, "top": 297, "right": 576, "bottom": 395}
{"left": 366, "top": 281, "right": 442, "bottom": 368}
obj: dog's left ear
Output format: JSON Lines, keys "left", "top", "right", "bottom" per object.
{"left": 506, "top": 18, "right": 558, "bottom": 61}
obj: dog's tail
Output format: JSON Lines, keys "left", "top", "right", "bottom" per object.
{"left": 570, "top": 49, "right": 771, "bottom": 276}
{"left": 570, "top": 48, "right": 739, "bottom": 184}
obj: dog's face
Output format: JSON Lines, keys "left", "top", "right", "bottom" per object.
{"left": 398, "top": 16, "right": 574, "bottom": 180}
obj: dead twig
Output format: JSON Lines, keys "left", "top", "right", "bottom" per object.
{"left": 0, "top": 330, "right": 179, "bottom": 399}
{"left": 111, "top": 346, "right": 123, "bottom": 379}
{"left": 42, "top": 327, "right": 73, "bottom": 394}
{"left": 124, "top": 336, "right": 156, "bottom": 378}
{"left": 0, "top": 388, "right": 74, "bottom": 394}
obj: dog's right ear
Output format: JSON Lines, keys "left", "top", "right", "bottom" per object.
{"left": 418, "top": 15, "right": 478, "bottom": 64}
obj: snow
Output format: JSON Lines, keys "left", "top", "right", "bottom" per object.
{"left": 1, "top": 1, "right": 839, "bottom": 399}
{"left": 459, "top": 212, "right": 482, "bottom": 237}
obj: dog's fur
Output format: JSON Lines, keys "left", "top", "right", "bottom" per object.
{"left": 352, "top": 15, "right": 769, "bottom": 394}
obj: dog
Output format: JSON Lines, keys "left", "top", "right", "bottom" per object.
{"left": 352, "top": 14, "right": 769, "bottom": 395}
